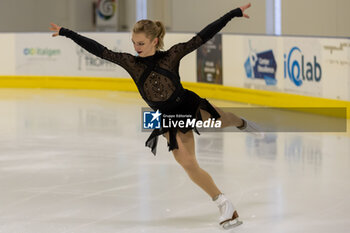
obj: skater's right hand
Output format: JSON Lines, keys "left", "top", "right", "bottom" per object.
{"left": 240, "top": 2, "right": 251, "bottom": 18}
{"left": 49, "top": 23, "right": 62, "bottom": 37}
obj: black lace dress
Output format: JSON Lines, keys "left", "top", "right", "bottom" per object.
{"left": 59, "top": 8, "right": 243, "bottom": 155}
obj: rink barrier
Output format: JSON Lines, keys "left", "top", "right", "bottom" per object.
{"left": 1, "top": 75, "right": 349, "bottom": 119}
{"left": 0, "top": 75, "right": 137, "bottom": 92}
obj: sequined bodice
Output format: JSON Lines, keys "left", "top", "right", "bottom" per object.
{"left": 143, "top": 71, "right": 176, "bottom": 101}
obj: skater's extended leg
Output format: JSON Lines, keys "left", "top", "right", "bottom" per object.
{"left": 200, "top": 106, "right": 244, "bottom": 128}
{"left": 200, "top": 104, "right": 264, "bottom": 137}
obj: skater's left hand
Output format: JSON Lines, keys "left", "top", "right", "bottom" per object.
{"left": 240, "top": 2, "right": 251, "bottom": 18}
{"left": 49, "top": 23, "right": 62, "bottom": 37}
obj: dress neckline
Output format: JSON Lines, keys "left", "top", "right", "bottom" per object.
{"left": 136, "top": 51, "right": 164, "bottom": 61}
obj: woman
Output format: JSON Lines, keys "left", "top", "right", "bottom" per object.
{"left": 50, "top": 3, "right": 256, "bottom": 229}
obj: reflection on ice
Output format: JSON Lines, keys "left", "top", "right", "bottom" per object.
{"left": 0, "top": 89, "right": 349, "bottom": 233}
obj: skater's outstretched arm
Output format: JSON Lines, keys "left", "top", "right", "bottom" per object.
{"left": 167, "top": 3, "right": 251, "bottom": 61}
{"left": 198, "top": 3, "right": 250, "bottom": 44}
{"left": 49, "top": 23, "right": 135, "bottom": 70}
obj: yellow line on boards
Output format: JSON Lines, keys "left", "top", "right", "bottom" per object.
{"left": 1, "top": 75, "right": 349, "bottom": 118}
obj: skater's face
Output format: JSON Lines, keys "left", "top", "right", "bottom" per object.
{"left": 132, "top": 33, "right": 158, "bottom": 57}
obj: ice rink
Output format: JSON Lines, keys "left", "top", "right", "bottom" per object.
{"left": 0, "top": 88, "right": 349, "bottom": 233}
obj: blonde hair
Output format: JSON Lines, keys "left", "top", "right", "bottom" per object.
{"left": 133, "top": 20, "right": 166, "bottom": 50}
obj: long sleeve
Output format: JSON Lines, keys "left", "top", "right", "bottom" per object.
{"left": 59, "top": 28, "right": 137, "bottom": 77}
{"left": 167, "top": 8, "right": 243, "bottom": 62}
{"left": 59, "top": 27, "right": 105, "bottom": 58}
{"left": 198, "top": 8, "right": 243, "bottom": 43}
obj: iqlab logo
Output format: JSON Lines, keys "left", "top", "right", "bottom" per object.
{"left": 23, "top": 48, "right": 61, "bottom": 57}
{"left": 284, "top": 47, "right": 322, "bottom": 86}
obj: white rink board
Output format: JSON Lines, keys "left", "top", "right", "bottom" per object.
{"left": 0, "top": 33, "right": 15, "bottom": 75}
{"left": 223, "top": 35, "right": 350, "bottom": 101}
{"left": 0, "top": 32, "right": 349, "bottom": 101}
{"left": 15, "top": 32, "right": 133, "bottom": 78}
{"left": 13, "top": 32, "right": 197, "bottom": 82}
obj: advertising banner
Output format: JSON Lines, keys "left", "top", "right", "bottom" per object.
{"left": 282, "top": 37, "right": 323, "bottom": 98}
{"left": 15, "top": 33, "right": 67, "bottom": 76}
{"left": 223, "top": 34, "right": 350, "bottom": 101}
{"left": 95, "top": 0, "right": 118, "bottom": 31}
{"left": 197, "top": 34, "right": 223, "bottom": 84}
{"left": 6, "top": 32, "right": 350, "bottom": 101}
{"left": 321, "top": 39, "right": 350, "bottom": 101}
{"left": 15, "top": 32, "right": 134, "bottom": 78}
{"left": 242, "top": 36, "right": 279, "bottom": 91}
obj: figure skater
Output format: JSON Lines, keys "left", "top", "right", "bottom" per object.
{"left": 50, "top": 2, "right": 258, "bottom": 229}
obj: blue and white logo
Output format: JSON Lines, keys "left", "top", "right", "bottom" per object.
{"left": 143, "top": 110, "right": 162, "bottom": 129}
{"left": 284, "top": 47, "right": 322, "bottom": 87}
{"left": 244, "top": 44, "right": 277, "bottom": 86}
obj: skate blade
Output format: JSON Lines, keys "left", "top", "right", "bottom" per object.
{"left": 222, "top": 219, "right": 243, "bottom": 230}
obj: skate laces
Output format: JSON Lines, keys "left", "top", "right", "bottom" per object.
{"left": 218, "top": 200, "right": 231, "bottom": 215}
{"left": 214, "top": 194, "right": 227, "bottom": 207}
{"left": 214, "top": 194, "right": 233, "bottom": 216}
{"left": 218, "top": 201, "right": 226, "bottom": 214}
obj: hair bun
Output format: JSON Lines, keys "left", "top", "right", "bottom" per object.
{"left": 155, "top": 21, "right": 166, "bottom": 38}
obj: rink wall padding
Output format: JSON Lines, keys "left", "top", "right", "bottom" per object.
{"left": 0, "top": 32, "right": 349, "bottom": 118}
{"left": 0, "top": 75, "right": 137, "bottom": 92}
{"left": 1, "top": 75, "right": 349, "bottom": 119}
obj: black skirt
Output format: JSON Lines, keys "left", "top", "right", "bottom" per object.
{"left": 145, "top": 89, "right": 221, "bottom": 155}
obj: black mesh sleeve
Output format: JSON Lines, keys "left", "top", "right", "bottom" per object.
{"left": 166, "top": 35, "right": 203, "bottom": 63}
{"left": 166, "top": 8, "right": 243, "bottom": 62}
{"left": 59, "top": 27, "right": 106, "bottom": 58}
{"left": 59, "top": 27, "right": 138, "bottom": 77}
{"left": 197, "top": 8, "right": 243, "bottom": 43}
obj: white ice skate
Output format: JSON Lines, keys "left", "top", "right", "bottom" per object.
{"left": 214, "top": 194, "right": 243, "bottom": 230}
{"left": 238, "top": 118, "right": 265, "bottom": 139}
